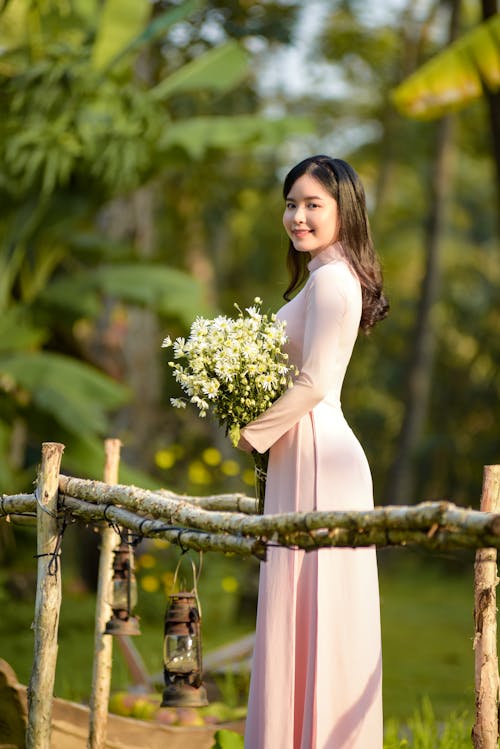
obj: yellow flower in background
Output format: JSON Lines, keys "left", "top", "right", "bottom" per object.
{"left": 188, "top": 460, "right": 212, "bottom": 485}
{"left": 155, "top": 448, "right": 176, "bottom": 470}
{"left": 161, "top": 571, "right": 176, "bottom": 590}
{"left": 141, "top": 575, "right": 160, "bottom": 593}
{"left": 242, "top": 469, "right": 255, "bottom": 487}
{"left": 202, "top": 447, "right": 222, "bottom": 466}
{"left": 152, "top": 538, "right": 170, "bottom": 550}
{"left": 138, "top": 553, "right": 156, "bottom": 569}
{"left": 221, "top": 576, "right": 239, "bottom": 593}
{"left": 221, "top": 460, "right": 240, "bottom": 477}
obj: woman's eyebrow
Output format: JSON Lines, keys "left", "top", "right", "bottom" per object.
{"left": 285, "top": 195, "right": 325, "bottom": 201}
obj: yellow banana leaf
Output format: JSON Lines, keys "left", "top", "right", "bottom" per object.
{"left": 90, "top": 0, "right": 151, "bottom": 71}
{"left": 392, "top": 14, "right": 500, "bottom": 119}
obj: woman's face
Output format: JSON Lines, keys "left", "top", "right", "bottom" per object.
{"left": 283, "top": 173, "right": 339, "bottom": 257}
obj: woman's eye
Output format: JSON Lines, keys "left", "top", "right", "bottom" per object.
{"left": 308, "top": 202, "right": 319, "bottom": 209}
{"left": 286, "top": 202, "right": 295, "bottom": 209}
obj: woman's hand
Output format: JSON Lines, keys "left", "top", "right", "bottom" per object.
{"left": 237, "top": 433, "right": 254, "bottom": 453}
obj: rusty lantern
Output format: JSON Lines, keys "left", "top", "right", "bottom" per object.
{"left": 104, "top": 535, "right": 141, "bottom": 636}
{"left": 161, "top": 591, "right": 208, "bottom": 707}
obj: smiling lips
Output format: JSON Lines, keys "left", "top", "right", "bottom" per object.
{"left": 293, "top": 228, "right": 312, "bottom": 237}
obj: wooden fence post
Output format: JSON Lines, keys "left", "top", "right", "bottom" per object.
{"left": 473, "top": 464, "right": 500, "bottom": 748}
{"left": 26, "top": 441, "right": 65, "bottom": 749}
{"left": 88, "top": 439, "right": 122, "bottom": 749}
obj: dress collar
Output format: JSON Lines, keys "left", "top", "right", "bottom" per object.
{"left": 307, "top": 241, "right": 345, "bottom": 273}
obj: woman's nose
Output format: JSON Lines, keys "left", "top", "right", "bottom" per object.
{"left": 293, "top": 206, "right": 305, "bottom": 224}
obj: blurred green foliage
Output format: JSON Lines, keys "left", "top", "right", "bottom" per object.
{"left": 0, "top": 0, "right": 307, "bottom": 491}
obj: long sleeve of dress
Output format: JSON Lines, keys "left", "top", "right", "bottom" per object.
{"left": 240, "top": 262, "right": 360, "bottom": 454}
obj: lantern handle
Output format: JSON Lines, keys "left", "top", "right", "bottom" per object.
{"left": 172, "top": 552, "right": 203, "bottom": 617}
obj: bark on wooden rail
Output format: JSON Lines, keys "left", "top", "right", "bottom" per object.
{"left": 4, "top": 482, "right": 500, "bottom": 555}
{"left": 27, "top": 442, "right": 65, "bottom": 749}
{"left": 472, "top": 465, "right": 500, "bottom": 749}
{"left": 88, "top": 438, "right": 122, "bottom": 749}
{"left": 158, "top": 490, "right": 259, "bottom": 515}
{"left": 58, "top": 495, "right": 267, "bottom": 560}
{"left": 57, "top": 475, "right": 500, "bottom": 552}
{"left": 0, "top": 493, "right": 37, "bottom": 517}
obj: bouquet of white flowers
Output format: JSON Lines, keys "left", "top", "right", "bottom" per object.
{"left": 162, "top": 299, "right": 296, "bottom": 512}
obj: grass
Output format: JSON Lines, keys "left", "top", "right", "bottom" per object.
{"left": 383, "top": 697, "right": 471, "bottom": 748}
{"left": 0, "top": 540, "right": 481, "bottom": 728}
{"left": 379, "top": 549, "right": 475, "bottom": 720}
{"left": 217, "top": 700, "right": 475, "bottom": 749}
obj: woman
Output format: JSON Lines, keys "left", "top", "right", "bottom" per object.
{"left": 238, "top": 155, "right": 388, "bottom": 749}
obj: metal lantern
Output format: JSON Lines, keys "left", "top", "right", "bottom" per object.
{"left": 161, "top": 591, "right": 208, "bottom": 707}
{"left": 104, "top": 535, "right": 141, "bottom": 636}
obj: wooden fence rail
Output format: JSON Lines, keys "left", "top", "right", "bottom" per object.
{"left": 5, "top": 480, "right": 500, "bottom": 555}
{"left": 1, "top": 442, "right": 499, "bottom": 749}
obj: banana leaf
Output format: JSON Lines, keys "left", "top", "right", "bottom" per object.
{"left": 0, "top": 0, "right": 27, "bottom": 52}
{"left": 392, "top": 15, "right": 500, "bottom": 119}
{"left": 0, "top": 307, "right": 46, "bottom": 352}
{"left": 0, "top": 352, "right": 129, "bottom": 436}
{"left": 90, "top": 0, "right": 151, "bottom": 71}
{"left": 100, "top": 0, "right": 203, "bottom": 73}
{"left": 159, "top": 114, "right": 313, "bottom": 158}
{"left": 39, "top": 264, "right": 210, "bottom": 323}
{"left": 151, "top": 41, "right": 249, "bottom": 101}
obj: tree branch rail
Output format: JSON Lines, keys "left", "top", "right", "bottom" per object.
{"left": 2, "top": 475, "right": 500, "bottom": 561}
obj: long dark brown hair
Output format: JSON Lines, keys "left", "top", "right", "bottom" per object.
{"left": 283, "top": 155, "right": 389, "bottom": 332}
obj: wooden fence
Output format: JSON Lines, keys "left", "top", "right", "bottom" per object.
{"left": 1, "top": 440, "right": 499, "bottom": 749}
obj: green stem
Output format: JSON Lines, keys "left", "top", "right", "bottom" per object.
{"left": 252, "top": 450, "right": 269, "bottom": 515}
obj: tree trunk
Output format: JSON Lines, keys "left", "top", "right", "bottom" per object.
{"left": 386, "top": 0, "right": 461, "bottom": 504}
{"left": 472, "top": 465, "right": 500, "bottom": 748}
{"left": 100, "top": 186, "right": 164, "bottom": 470}
{"left": 481, "top": 0, "right": 500, "bottom": 225}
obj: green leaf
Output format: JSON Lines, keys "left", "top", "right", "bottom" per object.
{"left": 41, "top": 264, "right": 210, "bottom": 323}
{"left": 159, "top": 114, "right": 313, "bottom": 158}
{"left": 0, "top": 245, "right": 25, "bottom": 311}
{"left": 19, "top": 244, "right": 65, "bottom": 303}
{"left": 151, "top": 41, "right": 249, "bottom": 101}
{"left": 90, "top": 0, "right": 151, "bottom": 71}
{"left": 0, "top": 0, "right": 27, "bottom": 51}
{"left": 102, "top": 0, "right": 203, "bottom": 73}
{"left": 392, "top": 15, "right": 500, "bottom": 119}
{"left": 69, "top": 233, "right": 136, "bottom": 261}
{"left": 72, "top": 0, "right": 100, "bottom": 27}
{"left": 0, "top": 352, "right": 129, "bottom": 436}
{"left": 0, "top": 307, "right": 46, "bottom": 352}
{"left": 96, "top": 265, "right": 210, "bottom": 321}
{"left": 39, "top": 277, "right": 101, "bottom": 318}
{"left": 210, "top": 729, "right": 244, "bottom": 749}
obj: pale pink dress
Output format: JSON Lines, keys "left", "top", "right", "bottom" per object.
{"left": 240, "top": 242, "right": 383, "bottom": 749}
